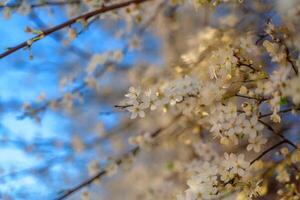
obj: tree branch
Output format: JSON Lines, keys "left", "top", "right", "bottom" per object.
{"left": 259, "top": 107, "right": 300, "bottom": 118}
{"left": 250, "top": 140, "right": 289, "bottom": 165}
{"left": 0, "top": 0, "right": 80, "bottom": 9}
{"left": 55, "top": 116, "right": 177, "bottom": 200}
{"left": 284, "top": 43, "right": 299, "bottom": 75}
{"left": 18, "top": 1, "right": 165, "bottom": 119}
{"left": 0, "top": 0, "right": 151, "bottom": 60}
{"left": 55, "top": 147, "right": 139, "bottom": 200}
{"left": 258, "top": 119, "right": 298, "bottom": 149}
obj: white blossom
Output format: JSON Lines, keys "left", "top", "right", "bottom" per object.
{"left": 247, "top": 135, "right": 268, "bottom": 153}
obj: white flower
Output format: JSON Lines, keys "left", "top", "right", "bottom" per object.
{"left": 223, "top": 153, "right": 250, "bottom": 177}
{"left": 263, "top": 40, "right": 286, "bottom": 63}
{"left": 125, "top": 86, "right": 141, "bottom": 100}
{"left": 220, "top": 168, "right": 235, "bottom": 183}
{"left": 141, "top": 89, "right": 159, "bottom": 110}
{"left": 240, "top": 35, "right": 256, "bottom": 53}
{"left": 126, "top": 102, "right": 147, "bottom": 119}
{"left": 244, "top": 115, "right": 264, "bottom": 138}
{"left": 247, "top": 135, "right": 268, "bottom": 153}
{"left": 185, "top": 162, "right": 219, "bottom": 199}
{"left": 164, "top": 88, "right": 183, "bottom": 106}
{"left": 208, "top": 47, "right": 237, "bottom": 80}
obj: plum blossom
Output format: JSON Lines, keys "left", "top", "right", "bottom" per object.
{"left": 247, "top": 135, "right": 268, "bottom": 153}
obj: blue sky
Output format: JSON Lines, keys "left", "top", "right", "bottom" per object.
{"left": 0, "top": 1, "right": 164, "bottom": 198}
{"left": 0, "top": 5, "right": 123, "bottom": 199}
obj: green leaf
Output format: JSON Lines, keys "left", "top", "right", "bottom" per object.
{"left": 280, "top": 97, "right": 288, "bottom": 106}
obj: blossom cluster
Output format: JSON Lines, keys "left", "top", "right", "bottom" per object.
{"left": 178, "top": 153, "right": 251, "bottom": 199}
{"left": 209, "top": 103, "right": 267, "bottom": 152}
{"left": 120, "top": 18, "right": 300, "bottom": 199}
{"left": 124, "top": 75, "right": 202, "bottom": 119}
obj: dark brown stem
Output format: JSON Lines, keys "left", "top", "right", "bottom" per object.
{"left": 235, "top": 94, "right": 268, "bottom": 101}
{"left": 284, "top": 44, "right": 298, "bottom": 75}
{"left": 250, "top": 140, "right": 288, "bottom": 165}
{"left": 0, "top": 0, "right": 151, "bottom": 59}
{"left": 0, "top": 0, "right": 80, "bottom": 9}
{"left": 114, "top": 104, "right": 133, "bottom": 109}
{"left": 55, "top": 146, "right": 139, "bottom": 200}
{"left": 259, "top": 107, "right": 299, "bottom": 118}
{"left": 55, "top": 117, "right": 176, "bottom": 200}
{"left": 258, "top": 119, "right": 298, "bottom": 149}
{"left": 18, "top": 1, "right": 164, "bottom": 119}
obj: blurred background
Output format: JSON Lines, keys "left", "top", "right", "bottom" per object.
{"left": 0, "top": 0, "right": 299, "bottom": 199}
{"left": 0, "top": 1, "right": 163, "bottom": 199}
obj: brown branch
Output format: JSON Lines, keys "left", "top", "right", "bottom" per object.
{"left": 235, "top": 94, "right": 269, "bottom": 101}
{"left": 18, "top": 63, "right": 110, "bottom": 119}
{"left": 18, "top": 1, "right": 164, "bottom": 119}
{"left": 250, "top": 140, "right": 288, "bottom": 165}
{"left": 259, "top": 107, "right": 300, "bottom": 118}
{"left": 55, "top": 146, "right": 139, "bottom": 200}
{"left": 258, "top": 119, "right": 298, "bottom": 149}
{"left": 0, "top": 0, "right": 151, "bottom": 60}
{"left": 0, "top": 0, "right": 80, "bottom": 9}
{"left": 114, "top": 104, "right": 133, "bottom": 109}
{"left": 28, "top": 11, "right": 91, "bottom": 59}
{"left": 55, "top": 116, "right": 177, "bottom": 200}
{"left": 284, "top": 43, "right": 299, "bottom": 75}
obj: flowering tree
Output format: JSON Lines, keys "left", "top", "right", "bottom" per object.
{"left": 1, "top": 0, "right": 300, "bottom": 199}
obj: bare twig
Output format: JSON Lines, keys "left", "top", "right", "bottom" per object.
{"left": 284, "top": 43, "right": 299, "bottom": 75}
{"left": 55, "top": 146, "right": 139, "bottom": 200}
{"left": 258, "top": 119, "right": 297, "bottom": 149}
{"left": 235, "top": 94, "right": 269, "bottom": 101}
{"left": 55, "top": 116, "right": 177, "bottom": 200}
{"left": 0, "top": 0, "right": 151, "bottom": 59}
{"left": 259, "top": 107, "right": 300, "bottom": 118}
{"left": 250, "top": 140, "right": 293, "bottom": 165}
{"left": 0, "top": 0, "right": 80, "bottom": 9}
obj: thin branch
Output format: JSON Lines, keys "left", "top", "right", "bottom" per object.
{"left": 28, "top": 11, "right": 91, "bottom": 59}
{"left": 259, "top": 107, "right": 300, "bottom": 118}
{"left": 258, "top": 119, "right": 298, "bottom": 149}
{"left": 0, "top": 1, "right": 81, "bottom": 9}
{"left": 114, "top": 104, "right": 133, "bottom": 109}
{"left": 250, "top": 140, "right": 288, "bottom": 165}
{"left": 18, "top": 0, "right": 164, "bottom": 119}
{"left": 18, "top": 64, "right": 110, "bottom": 119}
{"left": 55, "top": 116, "right": 177, "bottom": 200}
{"left": 0, "top": 0, "right": 151, "bottom": 59}
{"left": 235, "top": 94, "right": 269, "bottom": 101}
{"left": 55, "top": 146, "right": 139, "bottom": 200}
{"left": 284, "top": 43, "right": 299, "bottom": 75}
